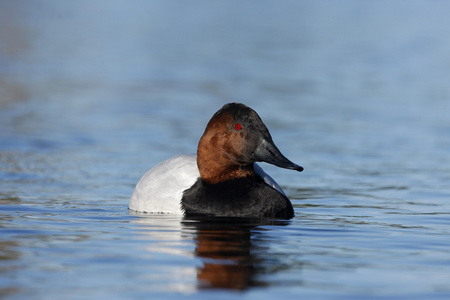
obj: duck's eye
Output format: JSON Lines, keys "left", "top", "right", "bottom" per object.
{"left": 235, "top": 123, "right": 242, "bottom": 130}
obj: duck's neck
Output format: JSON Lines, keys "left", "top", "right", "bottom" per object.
{"left": 197, "top": 134, "right": 254, "bottom": 185}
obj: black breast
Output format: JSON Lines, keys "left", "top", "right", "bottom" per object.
{"left": 181, "top": 175, "right": 294, "bottom": 219}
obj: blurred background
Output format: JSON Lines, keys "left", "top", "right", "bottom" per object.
{"left": 2, "top": 0, "right": 450, "bottom": 165}
{"left": 2, "top": 0, "right": 450, "bottom": 186}
{"left": 1, "top": 1, "right": 450, "bottom": 299}
{"left": 2, "top": 0, "right": 450, "bottom": 200}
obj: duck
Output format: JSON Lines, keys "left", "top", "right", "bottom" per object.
{"left": 129, "top": 103, "right": 303, "bottom": 219}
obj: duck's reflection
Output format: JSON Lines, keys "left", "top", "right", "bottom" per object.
{"left": 183, "top": 218, "right": 287, "bottom": 290}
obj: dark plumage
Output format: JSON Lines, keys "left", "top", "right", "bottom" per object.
{"left": 181, "top": 174, "right": 294, "bottom": 219}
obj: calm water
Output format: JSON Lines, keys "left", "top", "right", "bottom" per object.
{"left": 1, "top": 1, "right": 450, "bottom": 299}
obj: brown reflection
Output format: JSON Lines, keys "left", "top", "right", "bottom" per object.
{"left": 183, "top": 219, "right": 287, "bottom": 291}
{"left": 0, "top": 208, "right": 22, "bottom": 298}
{"left": 195, "top": 225, "right": 253, "bottom": 290}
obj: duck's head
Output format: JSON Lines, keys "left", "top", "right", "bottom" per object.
{"left": 197, "top": 103, "right": 303, "bottom": 184}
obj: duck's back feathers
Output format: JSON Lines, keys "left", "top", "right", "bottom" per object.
{"left": 129, "top": 154, "right": 199, "bottom": 214}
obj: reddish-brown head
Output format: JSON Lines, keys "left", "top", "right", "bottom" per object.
{"left": 197, "top": 103, "right": 303, "bottom": 184}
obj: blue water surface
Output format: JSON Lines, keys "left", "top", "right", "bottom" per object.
{"left": 1, "top": 1, "right": 450, "bottom": 299}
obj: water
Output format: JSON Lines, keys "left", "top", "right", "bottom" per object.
{"left": 1, "top": 1, "right": 450, "bottom": 299}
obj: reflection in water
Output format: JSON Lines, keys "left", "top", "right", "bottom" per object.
{"left": 191, "top": 222, "right": 254, "bottom": 290}
{"left": 183, "top": 218, "right": 289, "bottom": 291}
{"left": 0, "top": 199, "right": 22, "bottom": 298}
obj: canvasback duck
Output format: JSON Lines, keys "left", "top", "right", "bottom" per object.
{"left": 129, "top": 103, "right": 303, "bottom": 219}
